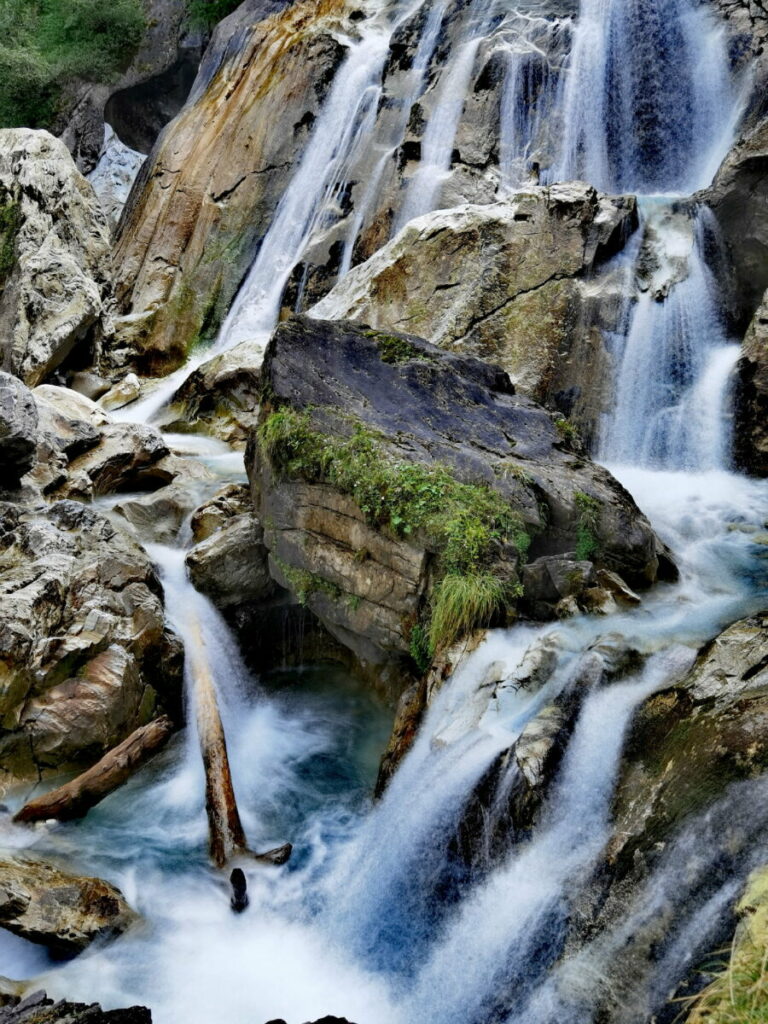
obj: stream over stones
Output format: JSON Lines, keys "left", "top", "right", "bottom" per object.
{"left": 0, "top": 0, "right": 767, "bottom": 1019}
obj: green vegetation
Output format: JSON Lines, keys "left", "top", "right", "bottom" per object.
{"left": 274, "top": 557, "right": 342, "bottom": 606}
{"left": 574, "top": 490, "right": 601, "bottom": 561}
{"left": 685, "top": 868, "right": 768, "bottom": 1024}
{"left": 185, "top": 0, "right": 243, "bottom": 29}
{"left": 429, "top": 572, "right": 521, "bottom": 656}
{"left": 259, "top": 407, "right": 532, "bottom": 657}
{"left": 0, "top": 200, "right": 22, "bottom": 285}
{"left": 0, "top": 0, "right": 145, "bottom": 129}
{"left": 554, "top": 416, "right": 580, "bottom": 446}
{"left": 364, "top": 330, "right": 425, "bottom": 365}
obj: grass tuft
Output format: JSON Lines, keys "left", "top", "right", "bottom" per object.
{"left": 429, "top": 572, "right": 520, "bottom": 653}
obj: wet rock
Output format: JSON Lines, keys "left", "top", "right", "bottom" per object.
{"left": 734, "top": 287, "right": 768, "bottom": 475}
{"left": 113, "top": 477, "right": 210, "bottom": 545}
{"left": 248, "top": 317, "right": 667, "bottom": 676}
{"left": 99, "top": 374, "right": 142, "bottom": 412}
{"left": 190, "top": 483, "right": 250, "bottom": 542}
{"left": 0, "top": 994, "right": 151, "bottom": 1023}
{"left": 705, "top": 119, "right": 768, "bottom": 327}
{"left": 109, "top": 0, "right": 348, "bottom": 374}
{"left": 610, "top": 613, "right": 768, "bottom": 872}
{"left": 53, "top": 424, "right": 170, "bottom": 500}
{"left": 0, "top": 857, "right": 137, "bottom": 955}
{"left": 0, "top": 374, "right": 38, "bottom": 487}
{"left": 311, "top": 185, "right": 637, "bottom": 404}
{"left": 162, "top": 342, "right": 262, "bottom": 446}
{"left": 0, "top": 131, "right": 112, "bottom": 387}
{"left": 186, "top": 515, "right": 275, "bottom": 610}
{"left": 0, "top": 501, "right": 181, "bottom": 782}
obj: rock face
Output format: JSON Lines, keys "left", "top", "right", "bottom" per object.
{"left": 0, "top": 131, "right": 112, "bottom": 388}
{"left": 0, "top": 857, "right": 137, "bottom": 955}
{"left": 108, "top": 0, "right": 348, "bottom": 374}
{"left": 311, "top": 186, "right": 636, "bottom": 403}
{"left": 734, "top": 288, "right": 768, "bottom": 475}
{"left": 0, "top": 501, "right": 182, "bottom": 782}
{"left": 247, "top": 316, "right": 667, "bottom": 678}
{"left": 706, "top": 120, "right": 768, "bottom": 328}
{"left": 0, "top": 375, "right": 39, "bottom": 486}
{"left": 60, "top": 0, "right": 197, "bottom": 173}
{"left": 87, "top": 127, "right": 146, "bottom": 233}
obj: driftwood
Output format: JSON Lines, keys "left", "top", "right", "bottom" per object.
{"left": 188, "top": 620, "right": 294, "bottom": 873}
{"left": 14, "top": 716, "right": 174, "bottom": 824}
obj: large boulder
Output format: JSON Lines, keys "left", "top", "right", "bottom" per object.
{"left": 310, "top": 186, "right": 636, "bottom": 403}
{"left": 0, "top": 131, "right": 112, "bottom": 387}
{"left": 0, "top": 501, "right": 182, "bottom": 782}
{"left": 247, "top": 317, "right": 667, "bottom": 678}
{"left": 186, "top": 514, "right": 275, "bottom": 610}
{"left": 734, "top": 288, "right": 768, "bottom": 475}
{"left": 0, "top": 857, "right": 137, "bottom": 956}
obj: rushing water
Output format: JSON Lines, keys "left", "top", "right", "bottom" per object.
{"left": 2, "top": 0, "right": 767, "bottom": 1018}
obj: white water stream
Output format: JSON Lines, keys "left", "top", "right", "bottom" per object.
{"left": 1, "top": 0, "right": 767, "bottom": 1019}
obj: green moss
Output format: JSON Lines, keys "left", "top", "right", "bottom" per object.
{"left": 364, "top": 330, "right": 425, "bottom": 365}
{"left": 259, "top": 406, "right": 532, "bottom": 653}
{"left": 0, "top": 200, "right": 22, "bottom": 285}
{"left": 0, "top": 0, "right": 145, "bottom": 130}
{"left": 274, "top": 557, "right": 342, "bottom": 606}
{"left": 574, "top": 490, "right": 601, "bottom": 561}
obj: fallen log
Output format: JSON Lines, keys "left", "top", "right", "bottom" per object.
{"left": 188, "top": 619, "right": 249, "bottom": 868}
{"left": 187, "top": 618, "right": 293, "bottom": 876}
{"left": 13, "top": 716, "right": 175, "bottom": 824}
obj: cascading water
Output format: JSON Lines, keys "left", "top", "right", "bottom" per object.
{"left": 599, "top": 201, "right": 741, "bottom": 471}
{"left": 3, "top": 0, "right": 768, "bottom": 1017}
{"left": 551, "top": 0, "right": 742, "bottom": 193}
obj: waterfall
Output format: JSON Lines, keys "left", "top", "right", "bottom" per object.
{"left": 7, "top": 0, "right": 768, "bottom": 1017}
{"left": 551, "top": 0, "right": 741, "bottom": 193}
{"left": 599, "top": 202, "right": 741, "bottom": 471}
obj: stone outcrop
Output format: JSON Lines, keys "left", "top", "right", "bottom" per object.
{"left": 0, "top": 501, "right": 182, "bottom": 782}
{"left": 247, "top": 317, "right": 667, "bottom": 679}
{"left": 0, "top": 857, "right": 137, "bottom": 955}
{"left": 705, "top": 120, "right": 768, "bottom": 328}
{"left": 0, "top": 131, "right": 112, "bottom": 388}
{"left": 610, "top": 612, "right": 768, "bottom": 871}
{"left": 108, "top": 0, "right": 348, "bottom": 374}
{"left": 311, "top": 186, "right": 636, "bottom": 404}
{"left": 0, "top": 375, "right": 38, "bottom": 486}
{"left": 87, "top": 128, "right": 146, "bottom": 233}
{"left": 0, "top": 992, "right": 150, "bottom": 1024}
{"left": 60, "top": 0, "right": 198, "bottom": 173}
{"left": 734, "top": 287, "right": 768, "bottom": 474}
